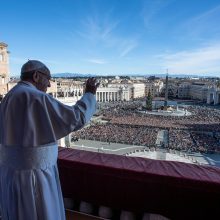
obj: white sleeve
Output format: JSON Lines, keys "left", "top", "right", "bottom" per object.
{"left": 43, "top": 92, "right": 97, "bottom": 140}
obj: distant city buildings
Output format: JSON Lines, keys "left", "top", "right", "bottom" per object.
{"left": 1, "top": 42, "right": 220, "bottom": 105}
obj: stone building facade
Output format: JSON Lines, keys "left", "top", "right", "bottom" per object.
{"left": 178, "top": 83, "right": 208, "bottom": 101}
{"left": 0, "top": 42, "right": 10, "bottom": 98}
{"left": 207, "top": 86, "right": 220, "bottom": 105}
{"left": 0, "top": 42, "right": 10, "bottom": 84}
{"left": 145, "top": 80, "right": 164, "bottom": 97}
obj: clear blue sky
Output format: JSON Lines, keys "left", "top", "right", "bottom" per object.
{"left": 1, "top": 0, "right": 220, "bottom": 76}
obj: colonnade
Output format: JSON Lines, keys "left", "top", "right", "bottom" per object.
{"left": 96, "top": 91, "right": 121, "bottom": 102}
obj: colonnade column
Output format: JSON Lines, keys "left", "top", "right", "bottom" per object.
{"left": 96, "top": 92, "right": 99, "bottom": 102}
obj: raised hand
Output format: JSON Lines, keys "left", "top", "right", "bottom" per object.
{"left": 85, "top": 77, "right": 100, "bottom": 94}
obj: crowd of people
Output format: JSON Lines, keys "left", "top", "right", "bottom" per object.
{"left": 73, "top": 101, "right": 220, "bottom": 154}
{"left": 100, "top": 104, "right": 220, "bottom": 132}
{"left": 168, "top": 130, "right": 220, "bottom": 153}
{"left": 191, "top": 132, "right": 220, "bottom": 153}
{"left": 169, "top": 130, "right": 195, "bottom": 152}
{"left": 74, "top": 124, "right": 158, "bottom": 147}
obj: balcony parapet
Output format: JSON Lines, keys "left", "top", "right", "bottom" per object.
{"left": 58, "top": 147, "right": 220, "bottom": 220}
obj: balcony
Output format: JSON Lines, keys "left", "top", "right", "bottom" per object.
{"left": 58, "top": 147, "right": 220, "bottom": 220}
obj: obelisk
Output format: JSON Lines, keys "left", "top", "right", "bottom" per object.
{"left": 164, "top": 70, "right": 168, "bottom": 110}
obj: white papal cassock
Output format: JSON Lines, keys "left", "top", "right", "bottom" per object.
{"left": 0, "top": 81, "right": 97, "bottom": 220}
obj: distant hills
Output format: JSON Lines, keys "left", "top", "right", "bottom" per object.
{"left": 52, "top": 72, "right": 219, "bottom": 79}
{"left": 52, "top": 73, "right": 96, "bottom": 78}
{"left": 11, "top": 72, "right": 219, "bottom": 79}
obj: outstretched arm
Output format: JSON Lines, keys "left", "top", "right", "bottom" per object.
{"left": 44, "top": 78, "right": 99, "bottom": 140}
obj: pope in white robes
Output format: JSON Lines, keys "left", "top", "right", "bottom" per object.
{"left": 0, "top": 60, "right": 99, "bottom": 220}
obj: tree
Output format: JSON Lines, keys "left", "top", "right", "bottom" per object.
{"left": 146, "top": 91, "right": 153, "bottom": 111}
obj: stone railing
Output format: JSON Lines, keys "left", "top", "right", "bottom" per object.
{"left": 58, "top": 147, "right": 220, "bottom": 220}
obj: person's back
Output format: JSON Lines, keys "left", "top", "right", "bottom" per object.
{"left": 0, "top": 60, "right": 99, "bottom": 220}
{"left": 1, "top": 81, "right": 52, "bottom": 146}
{"left": 1, "top": 80, "right": 91, "bottom": 146}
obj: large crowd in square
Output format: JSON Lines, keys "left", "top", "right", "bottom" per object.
{"left": 74, "top": 100, "right": 220, "bottom": 153}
